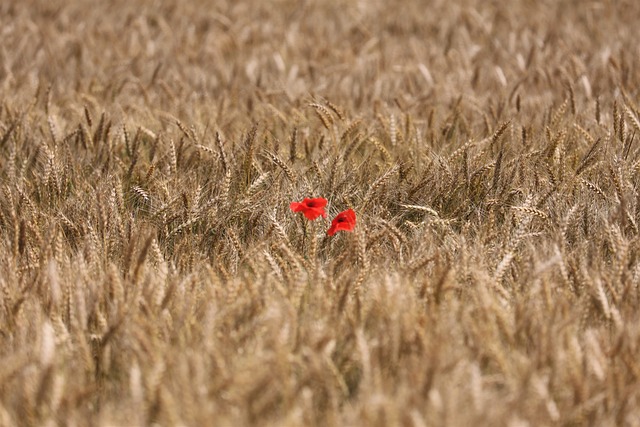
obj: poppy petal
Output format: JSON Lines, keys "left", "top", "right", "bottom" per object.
{"left": 303, "top": 207, "right": 324, "bottom": 220}
{"left": 327, "top": 209, "right": 356, "bottom": 235}
{"left": 290, "top": 197, "right": 328, "bottom": 221}
{"left": 290, "top": 202, "right": 304, "bottom": 212}
{"left": 306, "top": 197, "right": 327, "bottom": 208}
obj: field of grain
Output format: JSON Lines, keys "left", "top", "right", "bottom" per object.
{"left": 2, "top": 0, "right": 640, "bottom": 425}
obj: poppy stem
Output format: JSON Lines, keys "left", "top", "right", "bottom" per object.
{"left": 309, "top": 220, "right": 318, "bottom": 262}
{"left": 302, "top": 218, "right": 307, "bottom": 255}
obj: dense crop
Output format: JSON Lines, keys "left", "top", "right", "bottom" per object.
{"left": 2, "top": 1, "right": 640, "bottom": 425}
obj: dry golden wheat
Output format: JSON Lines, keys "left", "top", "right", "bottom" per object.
{"left": 1, "top": 0, "right": 640, "bottom": 426}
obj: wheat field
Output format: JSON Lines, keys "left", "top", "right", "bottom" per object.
{"left": 1, "top": 0, "right": 640, "bottom": 426}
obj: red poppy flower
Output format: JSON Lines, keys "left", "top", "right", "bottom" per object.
{"left": 327, "top": 209, "right": 356, "bottom": 236}
{"left": 290, "top": 197, "right": 328, "bottom": 220}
